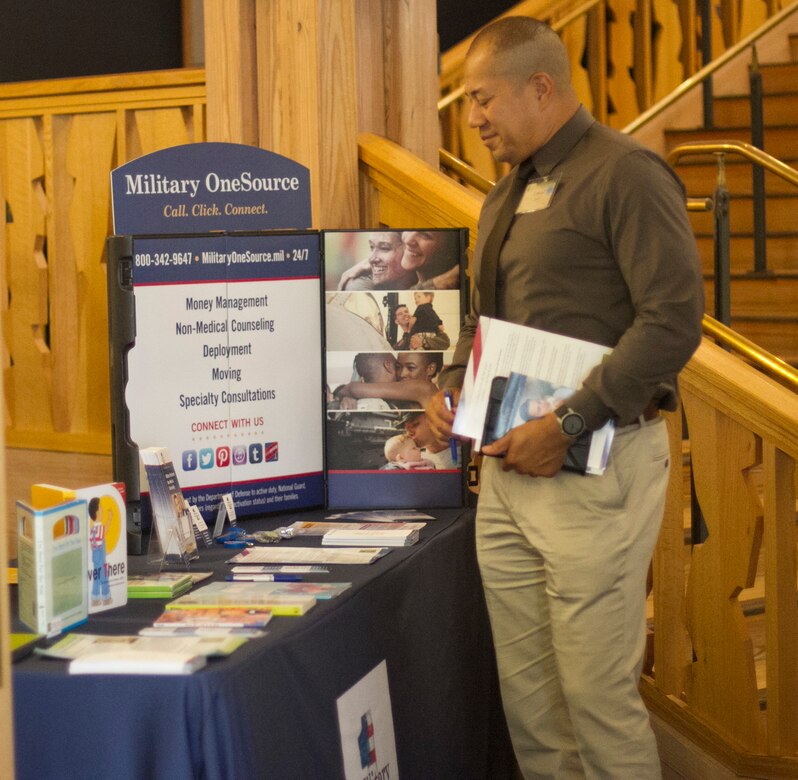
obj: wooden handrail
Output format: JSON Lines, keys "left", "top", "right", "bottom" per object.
{"left": 623, "top": 2, "right": 798, "bottom": 135}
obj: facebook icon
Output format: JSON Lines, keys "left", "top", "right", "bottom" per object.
{"left": 182, "top": 450, "right": 198, "bottom": 471}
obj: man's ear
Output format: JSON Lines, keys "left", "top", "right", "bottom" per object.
{"left": 530, "top": 72, "right": 554, "bottom": 101}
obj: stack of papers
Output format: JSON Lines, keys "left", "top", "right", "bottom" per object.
{"left": 322, "top": 528, "right": 420, "bottom": 547}
{"left": 69, "top": 651, "right": 207, "bottom": 676}
{"left": 228, "top": 546, "right": 391, "bottom": 565}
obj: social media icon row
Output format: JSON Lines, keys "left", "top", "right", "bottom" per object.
{"left": 182, "top": 443, "right": 278, "bottom": 471}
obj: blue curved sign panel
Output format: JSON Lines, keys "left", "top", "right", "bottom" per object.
{"left": 111, "top": 142, "right": 311, "bottom": 235}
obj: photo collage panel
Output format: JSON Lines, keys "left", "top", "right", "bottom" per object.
{"left": 324, "top": 229, "right": 467, "bottom": 479}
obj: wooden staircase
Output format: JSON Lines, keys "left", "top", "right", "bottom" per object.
{"left": 665, "top": 36, "right": 798, "bottom": 366}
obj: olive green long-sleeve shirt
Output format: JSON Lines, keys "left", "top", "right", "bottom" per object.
{"left": 441, "top": 106, "right": 705, "bottom": 430}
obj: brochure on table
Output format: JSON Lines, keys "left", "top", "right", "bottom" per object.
{"left": 108, "top": 143, "right": 465, "bottom": 551}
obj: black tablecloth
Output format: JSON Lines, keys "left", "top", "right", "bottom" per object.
{"left": 13, "top": 508, "right": 514, "bottom": 779}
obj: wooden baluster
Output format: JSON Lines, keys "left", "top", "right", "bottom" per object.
{"left": 683, "top": 392, "right": 766, "bottom": 751}
{"left": 763, "top": 443, "right": 798, "bottom": 755}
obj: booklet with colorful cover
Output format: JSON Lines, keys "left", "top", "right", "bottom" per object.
{"left": 483, "top": 371, "right": 615, "bottom": 476}
{"left": 166, "top": 582, "right": 317, "bottom": 616}
{"left": 151, "top": 606, "right": 273, "bottom": 629}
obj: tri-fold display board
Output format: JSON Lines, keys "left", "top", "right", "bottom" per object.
{"left": 107, "top": 143, "right": 467, "bottom": 549}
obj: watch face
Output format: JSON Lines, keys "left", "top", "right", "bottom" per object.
{"left": 561, "top": 412, "right": 585, "bottom": 436}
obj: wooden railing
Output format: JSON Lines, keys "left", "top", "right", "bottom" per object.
{"left": 0, "top": 69, "right": 206, "bottom": 453}
{"left": 439, "top": 0, "right": 792, "bottom": 184}
{"left": 360, "top": 131, "right": 798, "bottom": 774}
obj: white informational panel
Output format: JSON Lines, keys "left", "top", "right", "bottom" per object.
{"left": 108, "top": 232, "right": 324, "bottom": 535}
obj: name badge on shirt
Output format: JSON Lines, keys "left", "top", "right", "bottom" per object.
{"left": 516, "top": 174, "right": 561, "bottom": 214}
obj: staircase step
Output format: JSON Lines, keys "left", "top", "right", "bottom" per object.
{"left": 695, "top": 234, "right": 798, "bottom": 272}
{"left": 702, "top": 273, "right": 798, "bottom": 317}
{"left": 688, "top": 194, "right": 798, "bottom": 232}
{"left": 675, "top": 160, "right": 798, "bottom": 196}
{"left": 713, "top": 92, "right": 798, "bottom": 126}
{"left": 666, "top": 125, "right": 798, "bottom": 159}
{"left": 758, "top": 61, "right": 798, "bottom": 92}
{"left": 791, "top": 33, "right": 798, "bottom": 62}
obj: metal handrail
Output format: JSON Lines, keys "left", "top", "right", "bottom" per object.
{"left": 624, "top": 1, "right": 798, "bottom": 135}
{"left": 702, "top": 316, "right": 798, "bottom": 392}
{"left": 437, "top": 0, "right": 604, "bottom": 113}
{"left": 437, "top": 146, "right": 797, "bottom": 391}
{"left": 666, "top": 140, "right": 798, "bottom": 187}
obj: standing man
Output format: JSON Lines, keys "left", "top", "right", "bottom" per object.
{"left": 427, "top": 17, "right": 704, "bottom": 779}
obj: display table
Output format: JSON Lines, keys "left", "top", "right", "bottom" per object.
{"left": 12, "top": 508, "right": 514, "bottom": 779}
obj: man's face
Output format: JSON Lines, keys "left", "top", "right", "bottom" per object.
{"left": 397, "top": 354, "right": 434, "bottom": 381}
{"left": 367, "top": 232, "right": 405, "bottom": 285}
{"left": 394, "top": 305, "right": 411, "bottom": 329}
{"left": 464, "top": 48, "right": 543, "bottom": 166}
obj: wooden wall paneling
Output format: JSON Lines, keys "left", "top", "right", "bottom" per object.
{"left": 652, "top": 409, "right": 691, "bottom": 696}
{"left": 562, "top": 16, "right": 593, "bottom": 115}
{"left": 677, "top": 0, "right": 698, "bottom": 78}
{"left": 65, "top": 112, "right": 117, "bottom": 441}
{"left": 683, "top": 393, "right": 766, "bottom": 752}
{"left": 763, "top": 443, "right": 798, "bottom": 755}
{"left": 132, "top": 107, "right": 193, "bottom": 156}
{"left": 607, "top": 0, "right": 641, "bottom": 127}
{"left": 203, "top": 0, "right": 258, "bottom": 146}
{"left": 4, "top": 118, "right": 52, "bottom": 438}
{"left": 0, "top": 427, "right": 12, "bottom": 780}
{"left": 652, "top": 0, "right": 686, "bottom": 101}
{"left": 587, "top": 1, "right": 608, "bottom": 123}
{"left": 634, "top": 0, "right": 654, "bottom": 113}
{"left": 46, "top": 113, "right": 79, "bottom": 434}
{"left": 0, "top": 124, "right": 11, "bottom": 429}
{"left": 255, "top": 0, "right": 358, "bottom": 229}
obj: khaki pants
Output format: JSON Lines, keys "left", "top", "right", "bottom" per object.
{"left": 476, "top": 418, "right": 668, "bottom": 779}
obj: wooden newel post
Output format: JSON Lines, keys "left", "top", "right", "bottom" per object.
{"left": 203, "top": 0, "right": 439, "bottom": 229}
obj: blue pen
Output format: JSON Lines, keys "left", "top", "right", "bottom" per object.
{"left": 225, "top": 574, "right": 302, "bottom": 582}
{"left": 443, "top": 390, "right": 458, "bottom": 463}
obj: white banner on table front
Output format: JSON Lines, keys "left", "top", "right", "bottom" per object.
{"left": 337, "top": 660, "right": 398, "bottom": 780}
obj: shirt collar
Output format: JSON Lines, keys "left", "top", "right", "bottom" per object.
{"left": 530, "top": 104, "right": 595, "bottom": 176}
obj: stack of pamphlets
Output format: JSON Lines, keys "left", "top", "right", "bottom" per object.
{"left": 36, "top": 632, "right": 249, "bottom": 675}
{"left": 149, "top": 607, "right": 274, "bottom": 631}
{"left": 286, "top": 521, "right": 426, "bottom": 536}
{"left": 166, "top": 581, "right": 318, "bottom": 616}
{"left": 324, "top": 510, "right": 434, "bottom": 522}
{"left": 228, "top": 546, "right": 391, "bottom": 565}
{"left": 127, "top": 572, "right": 193, "bottom": 599}
{"left": 321, "top": 527, "right": 420, "bottom": 547}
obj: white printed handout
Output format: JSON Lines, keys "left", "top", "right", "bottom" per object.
{"left": 453, "top": 317, "right": 615, "bottom": 473}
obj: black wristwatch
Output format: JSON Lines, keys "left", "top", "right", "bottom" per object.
{"left": 555, "top": 406, "right": 586, "bottom": 438}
